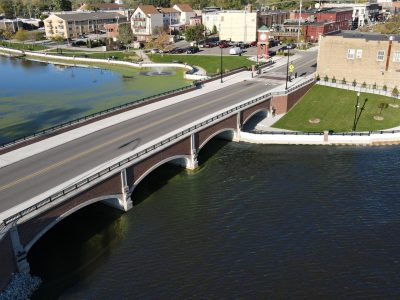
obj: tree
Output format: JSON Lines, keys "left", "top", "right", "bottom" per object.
{"left": 53, "top": 0, "right": 72, "bottom": 11}
{"left": 184, "top": 25, "right": 204, "bottom": 45}
{"left": 118, "top": 23, "right": 133, "bottom": 47}
{"left": 14, "top": 29, "right": 30, "bottom": 42}
{"left": 211, "top": 24, "right": 217, "bottom": 35}
{"left": 392, "top": 86, "right": 399, "bottom": 101}
{"left": 0, "top": 0, "right": 14, "bottom": 18}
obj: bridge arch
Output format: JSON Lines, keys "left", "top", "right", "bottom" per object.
{"left": 131, "top": 155, "right": 192, "bottom": 190}
{"left": 198, "top": 128, "right": 236, "bottom": 152}
{"left": 242, "top": 108, "right": 270, "bottom": 126}
{"left": 24, "top": 195, "right": 122, "bottom": 252}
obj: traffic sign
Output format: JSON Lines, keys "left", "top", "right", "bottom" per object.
{"left": 289, "top": 64, "right": 295, "bottom": 73}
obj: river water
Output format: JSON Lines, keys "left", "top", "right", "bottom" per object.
{"left": 0, "top": 56, "right": 189, "bottom": 144}
{"left": 28, "top": 140, "right": 400, "bottom": 299}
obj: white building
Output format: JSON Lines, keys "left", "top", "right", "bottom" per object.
{"left": 202, "top": 10, "right": 221, "bottom": 33}
{"left": 173, "top": 4, "right": 196, "bottom": 25}
{"left": 160, "top": 7, "right": 180, "bottom": 28}
{"left": 131, "top": 5, "right": 163, "bottom": 41}
{"left": 219, "top": 5, "right": 257, "bottom": 43}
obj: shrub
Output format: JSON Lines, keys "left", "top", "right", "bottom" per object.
{"left": 362, "top": 81, "right": 367, "bottom": 88}
{"left": 383, "top": 84, "right": 387, "bottom": 91}
{"left": 392, "top": 86, "right": 399, "bottom": 99}
{"left": 324, "top": 75, "right": 329, "bottom": 82}
{"left": 352, "top": 79, "right": 357, "bottom": 87}
{"left": 373, "top": 82, "right": 377, "bottom": 90}
{"left": 342, "top": 77, "right": 346, "bottom": 84}
{"left": 316, "top": 74, "right": 320, "bottom": 81}
{"left": 332, "top": 76, "right": 336, "bottom": 83}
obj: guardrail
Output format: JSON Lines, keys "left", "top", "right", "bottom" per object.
{"left": 250, "top": 129, "right": 400, "bottom": 136}
{"left": 0, "top": 83, "right": 196, "bottom": 150}
{"left": 2, "top": 92, "right": 273, "bottom": 226}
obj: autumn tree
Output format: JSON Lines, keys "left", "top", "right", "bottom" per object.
{"left": 118, "top": 23, "right": 133, "bottom": 48}
{"left": 0, "top": 0, "right": 14, "bottom": 18}
{"left": 184, "top": 25, "right": 204, "bottom": 45}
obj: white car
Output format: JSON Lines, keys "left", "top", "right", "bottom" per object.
{"left": 229, "top": 47, "right": 242, "bottom": 55}
{"left": 150, "top": 48, "right": 159, "bottom": 54}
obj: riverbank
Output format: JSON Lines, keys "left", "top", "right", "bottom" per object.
{"left": 0, "top": 46, "right": 208, "bottom": 81}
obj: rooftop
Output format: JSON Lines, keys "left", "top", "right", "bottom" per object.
{"left": 330, "top": 30, "right": 400, "bottom": 41}
{"left": 52, "top": 12, "right": 127, "bottom": 22}
{"left": 138, "top": 5, "right": 160, "bottom": 15}
{"left": 174, "top": 4, "right": 193, "bottom": 12}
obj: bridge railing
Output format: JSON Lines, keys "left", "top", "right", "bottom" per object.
{"left": 2, "top": 92, "right": 273, "bottom": 226}
{"left": 0, "top": 83, "right": 196, "bottom": 150}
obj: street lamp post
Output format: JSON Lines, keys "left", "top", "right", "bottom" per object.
{"left": 285, "top": 45, "right": 292, "bottom": 90}
{"left": 220, "top": 45, "right": 223, "bottom": 83}
{"left": 352, "top": 91, "right": 360, "bottom": 131}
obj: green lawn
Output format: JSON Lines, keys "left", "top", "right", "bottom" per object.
{"left": 148, "top": 54, "right": 254, "bottom": 75}
{"left": 46, "top": 50, "right": 140, "bottom": 62}
{"left": 0, "top": 41, "right": 47, "bottom": 51}
{"left": 273, "top": 85, "right": 400, "bottom": 132}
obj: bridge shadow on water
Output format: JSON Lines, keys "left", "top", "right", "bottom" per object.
{"left": 132, "top": 137, "right": 231, "bottom": 207}
{"left": 28, "top": 203, "right": 127, "bottom": 300}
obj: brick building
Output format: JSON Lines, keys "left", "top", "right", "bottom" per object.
{"left": 317, "top": 31, "right": 400, "bottom": 89}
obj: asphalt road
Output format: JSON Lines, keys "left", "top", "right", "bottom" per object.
{"left": 0, "top": 52, "right": 317, "bottom": 215}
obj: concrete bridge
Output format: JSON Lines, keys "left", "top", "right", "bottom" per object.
{"left": 0, "top": 75, "right": 314, "bottom": 291}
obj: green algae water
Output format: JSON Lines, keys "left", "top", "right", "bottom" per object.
{"left": 0, "top": 56, "right": 190, "bottom": 144}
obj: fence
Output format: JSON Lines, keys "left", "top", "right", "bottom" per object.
{"left": 317, "top": 80, "right": 400, "bottom": 99}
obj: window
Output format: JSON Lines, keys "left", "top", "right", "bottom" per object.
{"left": 377, "top": 50, "right": 385, "bottom": 61}
{"left": 347, "top": 49, "right": 355, "bottom": 59}
{"left": 356, "top": 49, "right": 362, "bottom": 59}
{"left": 393, "top": 51, "right": 400, "bottom": 63}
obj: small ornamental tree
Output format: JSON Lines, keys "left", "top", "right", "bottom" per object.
{"left": 373, "top": 83, "right": 377, "bottom": 90}
{"left": 332, "top": 76, "right": 336, "bottom": 83}
{"left": 392, "top": 86, "right": 399, "bottom": 101}
{"left": 362, "top": 81, "right": 367, "bottom": 88}
{"left": 316, "top": 74, "right": 320, "bottom": 81}
{"left": 212, "top": 24, "right": 217, "bottom": 35}
{"left": 378, "top": 102, "right": 389, "bottom": 115}
{"left": 324, "top": 75, "right": 329, "bottom": 82}
{"left": 342, "top": 77, "right": 347, "bottom": 84}
{"left": 383, "top": 84, "right": 387, "bottom": 91}
{"left": 352, "top": 79, "right": 357, "bottom": 87}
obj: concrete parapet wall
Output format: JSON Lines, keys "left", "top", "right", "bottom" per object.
{"left": 239, "top": 131, "right": 400, "bottom": 145}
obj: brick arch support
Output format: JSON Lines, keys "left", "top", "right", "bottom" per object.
{"left": 196, "top": 115, "right": 238, "bottom": 150}
{"left": 241, "top": 100, "right": 271, "bottom": 126}
{"left": 17, "top": 173, "right": 123, "bottom": 249}
{"left": 125, "top": 137, "right": 192, "bottom": 187}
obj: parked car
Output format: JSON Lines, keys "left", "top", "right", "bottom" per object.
{"left": 219, "top": 42, "right": 229, "bottom": 48}
{"left": 268, "top": 50, "right": 276, "bottom": 57}
{"left": 186, "top": 46, "right": 199, "bottom": 54}
{"left": 150, "top": 48, "right": 160, "bottom": 54}
{"left": 286, "top": 43, "right": 297, "bottom": 49}
{"left": 204, "top": 42, "right": 216, "bottom": 48}
{"left": 229, "top": 47, "right": 243, "bottom": 55}
{"left": 250, "top": 41, "right": 257, "bottom": 47}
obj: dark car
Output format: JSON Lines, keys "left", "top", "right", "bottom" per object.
{"left": 186, "top": 46, "right": 199, "bottom": 54}
{"left": 219, "top": 42, "right": 229, "bottom": 48}
{"left": 268, "top": 50, "right": 276, "bottom": 57}
{"left": 204, "top": 42, "right": 215, "bottom": 48}
{"left": 286, "top": 43, "right": 297, "bottom": 49}
{"left": 250, "top": 41, "right": 257, "bottom": 47}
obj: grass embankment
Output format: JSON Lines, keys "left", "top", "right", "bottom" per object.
{"left": 45, "top": 50, "right": 140, "bottom": 62}
{"left": 273, "top": 85, "right": 400, "bottom": 132}
{"left": 148, "top": 54, "right": 254, "bottom": 75}
{"left": 0, "top": 40, "right": 47, "bottom": 51}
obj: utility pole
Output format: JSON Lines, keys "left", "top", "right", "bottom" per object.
{"left": 297, "top": 0, "right": 302, "bottom": 45}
